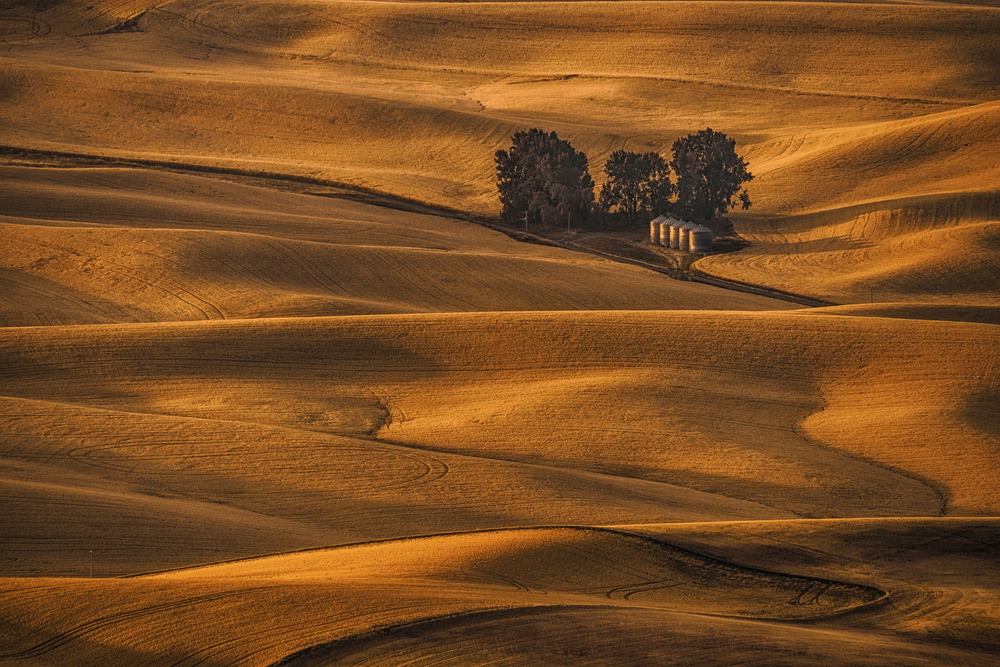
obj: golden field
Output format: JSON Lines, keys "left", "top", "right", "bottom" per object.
{"left": 1, "top": 0, "right": 998, "bottom": 664}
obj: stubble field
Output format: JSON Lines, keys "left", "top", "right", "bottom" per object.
{"left": 1, "top": 0, "right": 999, "bottom": 664}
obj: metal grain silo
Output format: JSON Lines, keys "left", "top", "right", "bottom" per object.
{"left": 667, "top": 218, "right": 685, "bottom": 249}
{"left": 689, "top": 224, "right": 714, "bottom": 253}
{"left": 679, "top": 221, "right": 699, "bottom": 252}
{"left": 659, "top": 219, "right": 671, "bottom": 246}
{"left": 650, "top": 215, "right": 668, "bottom": 245}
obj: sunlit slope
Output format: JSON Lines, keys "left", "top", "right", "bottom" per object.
{"left": 2, "top": 524, "right": 997, "bottom": 666}
{"left": 364, "top": 311, "right": 998, "bottom": 516}
{"left": 130, "top": 0, "right": 1000, "bottom": 101}
{"left": 0, "top": 166, "right": 790, "bottom": 327}
{"left": 0, "top": 528, "right": 892, "bottom": 666}
{"left": 2, "top": 392, "right": 779, "bottom": 577}
{"left": 699, "top": 102, "right": 1000, "bottom": 304}
{"left": 2, "top": 1, "right": 998, "bottom": 211}
{"left": 14, "top": 0, "right": 1000, "bottom": 102}
{"left": 1, "top": 310, "right": 997, "bottom": 576}
{"left": 699, "top": 191, "right": 1000, "bottom": 304}
{"left": 746, "top": 102, "right": 1000, "bottom": 214}
{"left": 155, "top": 527, "right": 879, "bottom": 621}
{"left": 0, "top": 56, "right": 511, "bottom": 210}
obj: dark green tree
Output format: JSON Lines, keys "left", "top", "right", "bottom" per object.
{"left": 598, "top": 150, "right": 673, "bottom": 225}
{"left": 495, "top": 129, "right": 595, "bottom": 226}
{"left": 670, "top": 128, "right": 753, "bottom": 221}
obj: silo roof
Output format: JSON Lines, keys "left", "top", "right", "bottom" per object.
{"left": 691, "top": 224, "right": 713, "bottom": 233}
{"left": 652, "top": 214, "right": 668, "bottom": 223}
{"left": 669, "top": 218, "right": 687, "bottom": 228}
{"left": 681, "top": 221, "right": 699, "bottom": 230}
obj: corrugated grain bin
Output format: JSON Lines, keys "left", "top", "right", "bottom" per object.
{"left": 668, "top": 218, "right": 685, "bottom": 249}
{"left": 650, "top": 215, "right": 668, "bottom": 245}
{"left": 689, "top": 224, "right": 714, "bottom": 253}
{"left": 659, "top": 220, "right": 671, "bottom": 246}
{"left": 679, "top": 221, "right": 699, "bottom": 252}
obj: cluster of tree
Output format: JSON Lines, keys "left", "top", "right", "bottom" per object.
{"left": 494, "top": 129, "right": 595, "bottom": 227}
{"left": 495, "top": 128, "right": 753, "bottom": 228}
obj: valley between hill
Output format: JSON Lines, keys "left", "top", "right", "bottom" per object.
{"left": 1, "top": 0, "right": 998, "bottom": 664}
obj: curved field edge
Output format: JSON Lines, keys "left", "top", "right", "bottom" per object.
{"left": 1, "top": 310, "right": 997, "bottom": 522}
{"left": 133, "top": 525, "right": 887, "bottom": 607}
{"left": 621, "top": 517, "right": 1000, "bottom": 657}
{"left": 268, "top": 603, "right": 908, "bottom": 667}
{"left": 0, "top": 526, "right": 888, "bottom": 666}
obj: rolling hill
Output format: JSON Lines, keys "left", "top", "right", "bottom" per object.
{"left": 1, "top": 0, "right": 998, "bottom": 664}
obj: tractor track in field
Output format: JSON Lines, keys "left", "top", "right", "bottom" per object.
{"left": 166, "top": 599, "right": 449, "bottom": 667}
{"left": 0, "top": 587, "right": 272, "bottom": 660}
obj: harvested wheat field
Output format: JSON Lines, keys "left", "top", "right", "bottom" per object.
{"left": 1, "top": 0, "right": 999, "bottom": 664}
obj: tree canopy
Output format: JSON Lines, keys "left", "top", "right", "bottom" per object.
{"left": 670, "top": 128, "right": 753, "bottom": 221}
{"left": 598, "top": 150, "right": 673, "bottom": 225}
{"left": 495, "top": 129, "right": 595, "bottom": 225}
{"left": 494, "top": 127, "right": 752, "bottom": 228}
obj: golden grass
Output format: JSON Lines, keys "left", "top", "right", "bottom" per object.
{"left": 1, "top": 0, "right": 999, "bottom": 663}
{"left": 3, "top": 0, "right": 997, "bottom": 302}
{"left": 699, "top": 102, "right": 1000, "bottom": 304}
{"left": 0, "top": 166, "right": 791, "bottom": 326}
{"left": 2, "top": 523, "right": 998, "bottom": 665}
{"left": 1, "top": 310, "right": 996, "bottom": 577}
{"left": 0, "top": 527, "right": 893, "bottom": 664}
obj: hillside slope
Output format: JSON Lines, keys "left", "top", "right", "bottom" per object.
{"left": 1, "top": 0, "right": 998, "bottom": 664}
{"left": 0, "top": 165, "right": 791, "bottom": 327}
{"left": 699, "top": 102, "right": 1000, "bottom": 304}
{"left": 1, "top": 310, "right": 997, "bottom": 578}
{"left": 3, "top": 0, "right": 997, "bottom": 304}
{"left": 1, "top": 523, "right": 998, "bottom": 665}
